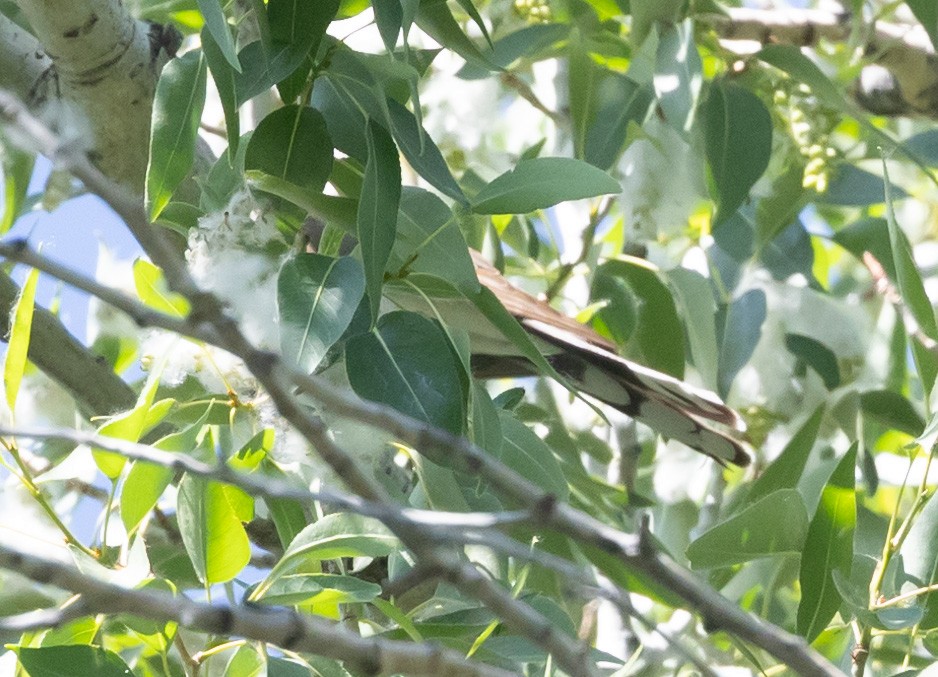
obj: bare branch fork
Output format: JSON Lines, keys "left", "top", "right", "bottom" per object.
{"left": 0, "top": 90, "right": 841, "bottom": 676}
{"left": 0, "top": 543, "right": 516, "bottom": 677}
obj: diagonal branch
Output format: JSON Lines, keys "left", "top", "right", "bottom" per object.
{"left": 0, "top": 89, "right": 841, "bottom": 677}
{"left": 705, "top": 7, "right": 938, "bottom": 117}
{"left": 0, "top": 270, "right": 135, "bottom": 415}
{"left": 0, "top": 542, "right": 516, "bottom": 677}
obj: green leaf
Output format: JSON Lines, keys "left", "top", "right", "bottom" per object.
{"left": 758, "top": 44, "right": 934, "bottom": 180}
{"left": 146, "top": 50, "right": 207, "bottom": 221}
{"left": 785, "top": 334, "right": 840, "bottom": 389}
{"left": 4, "top": 267, "right": 38, "bottom": 413}
{"left": 255, "top": 573, "right": 382, "bottom": 606}
{"left": 459, "top": 23, "right": 569, "bottom": 80}
{"left": 373, "top": 0, "right": 403, "bottom": 52}
{"left": 223, "top": 646, "right": 265, "bottom": 677}
{"left": 244, "top": 106, "right": 333, "bottom": 191}
{"left": 202, "top": 26, "right": 241, "bottom": 159}
{"left": 251, "top": 513, "right": 399, "bottom": 599}
{"left": 387, "top": 98, "right": 466, "bottom": 203}
{"left": 860, "top": 390, "right": 925, "bottom": 436}
{"left": 747, "top": 406, "right": 824, "bottom": 505}
{"left": 245, "top": 170, "right": 358, "bottom": 233}
{"left": 899, "top": 487, "right": 938, "bottom": 629}
{"left": 583, "top": 74, "right": 652, "bottom": 170}
{"left": 906, "top": 0, "right": 938, "bottom": 52}
{"left": 470, "top": 157, "right": 620, "bottom": 214}
{"left": 94, "top": 366, "right": 166, "bottom": 479}
{"left": 346, "top": 310, "right": 465, "bottom": 435}
{"left": 654, "top": 19, "right": 702, "bottom": 134}
{"left": 883, "top": 158, "right": 938, "bottom": 399}
{"left": 121, "top": 417, "right": 208, "bottom": 534}
{"left": 197, "top": 0, "right": 240, "bottom": 71}
{"left": 277, "top": 254, "right": 365, "bottom": 372}
{"left": 687, "top": 489, "right": 809, "bottom": 568}
{"left": 416, "top": 0, "right": 492, "bottom": 70}
{"left": 472, "top": 382, "right": 503, "bottom": 456}
{"left": 591, "top": 258, "right": 684, "bottom": 378}
{"left": 133, "top": 258, "right": 189, "bottom": 317}
{"left": 358, "top": 120, "right": 402, "bottom": 322}
{"left": 667, "top": 268, "right": 718, "bottom": 390}
{"left": 392, "top": 187, "right": 478, "bottom": 291}
{"left": 233, "top": 0, "right": 339, "bottom": 104}
{"left": 1, "top": 148, "right": 34, "bottom": 235}
{"left": 499, "top": 412, "right": 568, "bottom": 500}
{"left": 177, "top": 473, "right": 253, "bottom": 585}
{"left": 15, "top": 645, "right": 133, "bottom": 677}
{"left": 797, "top": 443, "right": 857, "bottom": 643}
{"left": 703, "top": 80, "right": 772, "bottom": 226}
{"left": 717, "top": 289, "right": 766, "bottom": 399}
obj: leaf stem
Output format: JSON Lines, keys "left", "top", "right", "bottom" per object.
{"left": 0, "top": 437, "right": 97, "bottom": 557}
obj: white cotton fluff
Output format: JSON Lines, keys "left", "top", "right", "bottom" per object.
{"left": 185, "top": 188, "right": 285, "bottom": 351}
{"left": 618, "top": 118, "right": 707, "bottom": 241}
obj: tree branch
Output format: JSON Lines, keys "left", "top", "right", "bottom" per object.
{"left": 0, "top": 13, "right": 51, "bottom": 99}
{"left": 0, "top": 91, "right": 840, "bottom": 677}
{"left": 13, "top": 0, "right": 173, "bottom": 189}
{"left": 0, "top": 270, "right": 135, "bottom": 415}
{"left": 706, "top": 6, "right": 938, "bottom": 117}
{"left": 0, "top": 543, "right": 516, "bottom": 677}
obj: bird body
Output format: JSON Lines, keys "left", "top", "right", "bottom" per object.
{"left": 386, "top": 249, "right": 751, "bottom": 467}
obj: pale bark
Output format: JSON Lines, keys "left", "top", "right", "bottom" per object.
{"left": 12, "top": 0, "right": 173, "bottom": 190}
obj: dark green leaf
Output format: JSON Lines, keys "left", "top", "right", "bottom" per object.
{"left": 245, "top": 170, "right": 358, "bottom": 233}
{"left": 278, "top": 254, "right": 365, "bottom": 372}
{"left": 244, "top": 105, "right": 333, "bottom": 191}
{"left": 254, "top": 573, "right": 381, "bottom": 606}
{"left": 470, "top": 158, "right": 620, "bottom": 214}
{"left": 197, "top": 0, "right": 240, "bottom": 71}
{"left": 499, "top": 412, "right": 568, "bottom": 500}
{"left": 747, "top": 405, "right": 824, "bottom": 504}
{"left": 387, "top": 98, "right": 466, "bottom": 203}
{"left": 883, "top": 159, "right": 938, "bottom": 343}
{"left": 899, "top": 486, "right": 938, "bottom": 629}
{"left": 654, "top": 20, "right": 702, "bottom": 133}
{"left": 703, "top": 81, "right": 772, "bottom": 226}
{"left": 346, "top": 311, "right": 464, "bottom": 435}
{"left": 667, "top": 268, "right": 718, "bottom": 389}
{"left": 373, "top": 0, "right": 403, "bottom": 52}
{"left": 797, "top": 443, "right": 857, "bottom": 643}
{"left": 312, "top": 77, "right": 369, "bottom": 160}
{"left": 591, "top": 258, "right": 684, "bottom": 378}
{"left": 201, "top": 27, "right": 240, "bottom": 158}
{"left": 717, "top": 289, "right": 766, "bottom": 399}
{"left": 416, "top": 0, "right": 492, "bottom": 70}
{"left": 859, "top": 390, "right": 925, "bottom": 436}
{"left": 687, "top": 489, "right": 809, "bottom": 568}
{"left": 820, "top": 164, "right": 906, "bottom": 206}
{"left": 252, "top": 513, "right": 399, "bottom": 600}
{"left": 458, "top": 23, "right": 569, "bottom": 80}
{"left": 392, "top": 187, "right": 477, "bottom": 290}
{"left": 472, "top": 382, "right": 503, "bottom": 456}
{"left": 146, "top": 50, "right": 207, "bottom": 220}
{"left": 785, "top": 334, "right": 840, "bottom": 389}
{"left": 583, "top": 74, "right": 652, "bottom": 170}
{"left": 16, "top": 645, "right": 133, "bottom": 677}
{"left": 358, "top": 121, "right": 402, "bottom": 322}
{"left": 904, "top": 129, "right": 938, "bottom": 166}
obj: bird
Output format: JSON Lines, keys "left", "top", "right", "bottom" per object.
{"left": 302, "top": 219, "right": 751, "bottom": 467}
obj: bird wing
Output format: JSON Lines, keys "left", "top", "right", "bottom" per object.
{"left": 471, "top": 250, "right": 750, "bottom": 466}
